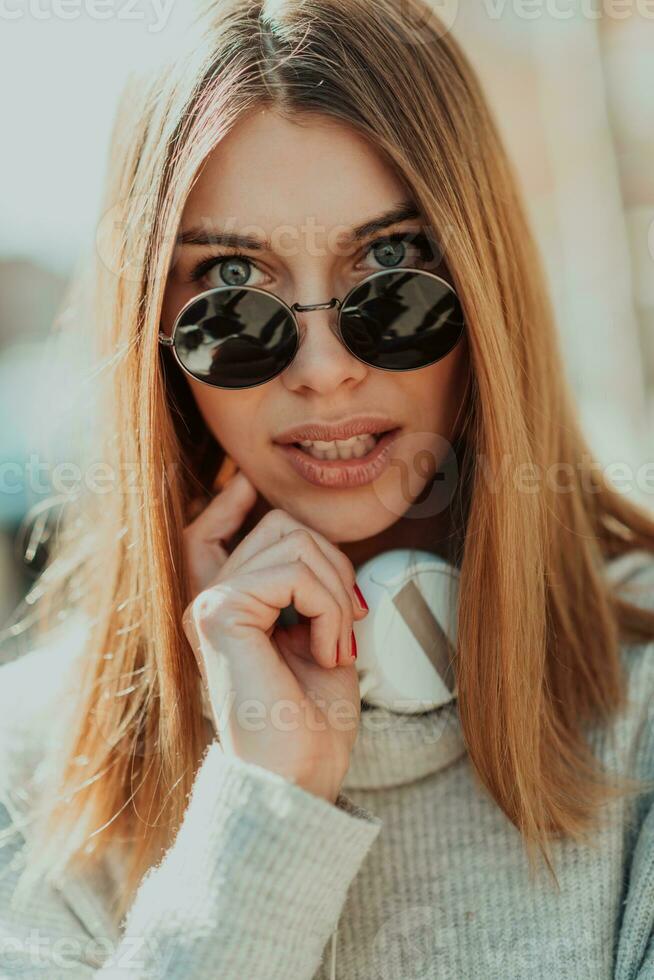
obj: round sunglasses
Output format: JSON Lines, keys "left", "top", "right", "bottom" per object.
{"left": 158, "top": 266, "right": 466, "bottom": 391}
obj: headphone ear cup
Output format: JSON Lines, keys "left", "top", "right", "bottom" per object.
{"left": 352, "top": 549, "right": 460, "bottom": 713}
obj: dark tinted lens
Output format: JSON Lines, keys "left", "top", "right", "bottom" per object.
{"left": 339, "top": 270, "right": 465, "bottom": 370}
{"left": 172, "top": 288, "right": 298, "bottom": 389}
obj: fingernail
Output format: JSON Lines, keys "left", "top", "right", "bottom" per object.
{"left": 353, "top": 583, "right": 368, "bottom": 612}
{"left": 350, "top": 631, "right": 357, "bottom": 660}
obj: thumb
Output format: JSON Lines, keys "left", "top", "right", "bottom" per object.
{"left": 187, "top": 469, "right": 258, "bottom": 547}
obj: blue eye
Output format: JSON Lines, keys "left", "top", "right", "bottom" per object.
{"left": 190, "top": 254, "right": 268, "bottom": 288}
{"left": 372, "top": 239, "right": 407, "bottom": 268}
{"left": 216, "top": 257, "right": 251, "bottom": 286}
{"left": 361, "top": 232, "right": 436, "bottom": 273}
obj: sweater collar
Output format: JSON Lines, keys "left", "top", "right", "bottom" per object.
{"left": 340, "top": 699, "right": 466, "bottom": 790}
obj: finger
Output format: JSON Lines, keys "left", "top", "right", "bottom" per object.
{"left": 182, "top": 603, "right": 209, "bottom": 686}
{"left": 222, "top": 507, "right": 365, "bottom": 620}
{"left": 188, "top": 560, "right": 343, "bottom": 670}
{"left": 185, "top": 470, "right": 257, "bottom": 547}
{"left": 225, "top": 528, "right": 355, "bottom": 666}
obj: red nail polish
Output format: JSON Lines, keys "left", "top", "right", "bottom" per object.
{"left": 350, "top": 631, "right": 357, "bottom": 659}
{"left": 353, "top": 583, "right": 368, "bottom": 611}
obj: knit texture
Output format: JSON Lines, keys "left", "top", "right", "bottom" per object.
{"left": 0, "top": 549, "right": 652, "bottom": 978}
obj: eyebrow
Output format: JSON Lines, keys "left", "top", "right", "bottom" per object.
{"left": 176, "top": 201, "right": 422, "bottom": 251}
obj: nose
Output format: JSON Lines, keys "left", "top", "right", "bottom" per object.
{"left": 280, "top": 295, "right": 368, "bottom": 395}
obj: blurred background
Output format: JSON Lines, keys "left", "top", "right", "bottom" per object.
{"left": 0, "top": 1, "right": 653, "bottom": 629}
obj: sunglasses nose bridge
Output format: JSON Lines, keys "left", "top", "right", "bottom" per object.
{"left": 290, "top": 296, "right": 344, "bottom": 345}
{"left": 291, "top": 298, "right": 342, "bottom": 314}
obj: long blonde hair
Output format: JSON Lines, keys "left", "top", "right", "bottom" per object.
{"left": 5, "top": 0, "right": 654, "bottom": 927}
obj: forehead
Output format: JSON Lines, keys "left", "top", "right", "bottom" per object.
{"left": 181, "top": 108, "right": 410, "bottom": 239}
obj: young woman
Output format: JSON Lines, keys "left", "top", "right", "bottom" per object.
{"left": 1, "top": 0, "right": 653, "bottom": 977}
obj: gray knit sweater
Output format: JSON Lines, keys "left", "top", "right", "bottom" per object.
{"left": 0, "top": 549, "right": 653, "bottom": 978}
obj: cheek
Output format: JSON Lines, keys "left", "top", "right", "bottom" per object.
{"left": 161, "top": 280, "right": 194, "bottom": 336}
{"left": 188, "top": 383, "right": 235, "bottom": 442}
{"left": 187, "top": 381, "right": 265, "bottom": 457}
{"left": 411, "top": 341, "right": 470, "bottom": 433}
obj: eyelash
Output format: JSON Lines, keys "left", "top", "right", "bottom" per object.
{"left": 187, "top": 231, "right": 437, "bottom": 284}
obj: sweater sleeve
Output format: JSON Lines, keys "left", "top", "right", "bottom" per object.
{"left": 623, "top": 801, "right": 654, "bottom": 979}
{"left": 0, "top": 739, "right": 382, "bottom": 979}
{"left": 614, "top": 646, "right": 654, "bottom": 980}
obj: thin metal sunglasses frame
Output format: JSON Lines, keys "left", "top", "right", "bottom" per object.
{"left": 158, "top": 266, "right": 465, "bottom": 389}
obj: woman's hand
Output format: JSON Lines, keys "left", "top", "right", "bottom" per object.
{"left": 182, "top": 470, "right": 369, "bottom": 805}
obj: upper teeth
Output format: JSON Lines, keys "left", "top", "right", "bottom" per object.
{"left": 297, "top": 432, "right": 381, "bottom": 460}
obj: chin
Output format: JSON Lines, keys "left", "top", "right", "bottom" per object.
{"left": 292, "top": 497, "right": 401, "bottom": 543}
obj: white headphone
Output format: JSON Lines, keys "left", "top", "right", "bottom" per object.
{"left": 351, "top": 549, "right": 460, "bottom": 713}
{"left": 201, "top": 548, "right": 461, "bottom": 726}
